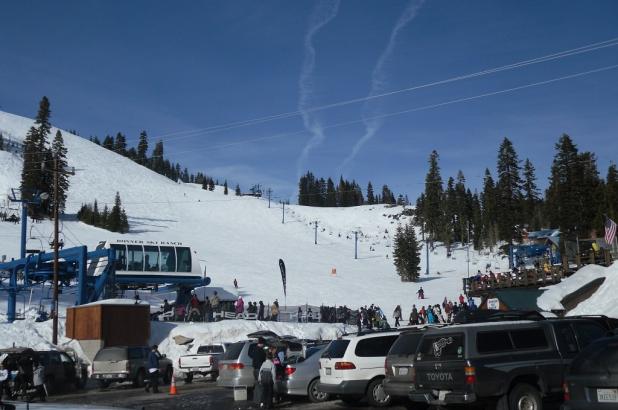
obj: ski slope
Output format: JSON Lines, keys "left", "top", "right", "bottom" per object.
{"left": 0, "top": 109, "right": 510, "bottom": 321}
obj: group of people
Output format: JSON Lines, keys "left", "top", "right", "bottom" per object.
{"left": 251, "top": 338, "right": 289, "bottom": 409}
{"left": 356, "top": 304, "right": 389, "bottom": 332}
{"left": 0, "top": 354, "right": 46, "bottom": 402}
{"left": 399, "top": 293, "right": 477, "bottom": 326}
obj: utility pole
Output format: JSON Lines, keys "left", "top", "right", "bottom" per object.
{"left": 52, "top": 157, "right": 60, "bottom": 345}
{"left": 354, "top": 231, "right": 358, "bottom": 259}
{"left": 267, "top": 188, "right": 272, "bottom": 208}
{"left": 281, "top": 201, "right": 285, "bottom": 224}
{"left": 314, "top": 221, "right": 318, "bottom": 245}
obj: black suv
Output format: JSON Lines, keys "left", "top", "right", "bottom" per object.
{"left": 410, "top": 318, "right": 613, "bottom": 409}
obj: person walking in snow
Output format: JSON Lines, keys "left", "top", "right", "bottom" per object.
{"left": 210, "top": 291, "right": 220, "bottom": 315}
{"left": 258, "top": 301, "right": 265, "bottom": 320}
{"left": 233, "top": 278, "right": 238, "bottom": 289}
{"left": 393, "top": 305, "right": 402, "bottom": 328}
{"left": 235, "top": 296, "right": 244, "bottom": 314}
{"left": 417, "top": 287, "right": 425, "bottom": 299}
{"left": 145, "top": 345, "right": 160, "bottom": 393}
{"left": 409, "top": 305, "right": 418, "bottom": 325}
{"left": 258, "top": 353, "right": 277, "bottom": 409}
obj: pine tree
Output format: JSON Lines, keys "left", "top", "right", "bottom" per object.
{"left": 367, "top": 181, "right": 375, "bottom": 205}
{"left": 21, "top": 96, "right": 53, "bottom": 216}
{"left": 108, "top": 192, "right": 123, "bottom": 232}
{"left": 235, "top": 184, "right": 241, "bottom": 196}
{"left": 102, "top": 135, "right": 114, "bottom": 150}
{"left": 92, "top": 136, "right": 101, "bottom": 145}
{"left": 224, "top": 180, "right": 228, "bottom": 195}
{"left": 393, "top": 223, "right": 421, "bottom": 281}
{"left": 522, "top": 158, "right": 541, "bottom": 230}
{"left": 151, "top": 140, "right": 164, "bottom": 174}
{"left": 606, "top": 164, "right": 618, "bottom": 221}
{"left": 113, "top": 132, "right": 127, "bottom": 156}
{"left": 481, "top": 169, "right": 498, "bottom": 251}
{"left": 51, "top": 130, "right": 70, "bottom": 212}
{"left": 137, "top": 131, "right": 149, "bottom": 166}
{"left": 326, "top": 178, "right": 337, "bottom": 207}
{"left": 423, "top": 150, "right": 444, "bottom": 247}
{"left": 496, "top": 138, "right": 523, "bottom": 243}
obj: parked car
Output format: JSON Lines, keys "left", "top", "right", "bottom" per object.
{"left": 383, "top": 328, "right": 425, "bottom": 401}
{"left": 177, "top": 344, "right": 229, "bottom": 383}
{"left": 278, "top": 345, "right": 330, "bottom": 403}
{"left": 216, "top": 341, "right": 260, "bottom": 391}
{"left": 91, "top": 346, "right": 173, "bottom": 389}
{"left": 410, "top": 318, "right": 612, "bottom": 409}
{"left": 0, "top": 347, "right": 88, "bottom": 395}
{"left": 562, "top": 335, "right": 618, "bottom": 409}
{"left": 318, "top": 331, "right": 400, "bottom": 407}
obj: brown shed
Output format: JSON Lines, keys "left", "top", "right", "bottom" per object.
{"left": 66, "top": 300, "right": 150, "bottom": 347}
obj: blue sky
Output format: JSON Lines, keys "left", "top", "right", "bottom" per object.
{"left": 1, "top": 0, "right": 617, "bottom": 202}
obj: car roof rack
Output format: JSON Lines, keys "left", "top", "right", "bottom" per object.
{"left": 452, "top": 309, "right": 546, "bottom": 324}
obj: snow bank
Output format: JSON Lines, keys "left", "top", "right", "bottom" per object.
{"left": 152, "top": 320, "right": 347, "bottom": 365}
{"left": 537, "top": 263, "right": 618, "bottom": 317}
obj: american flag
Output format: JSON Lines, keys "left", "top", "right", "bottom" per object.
{"left": 606, "top": 217, "right": 617, "bottom": 246}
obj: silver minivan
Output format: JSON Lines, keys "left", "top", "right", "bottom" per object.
{"left": 216, "top": 341, "right": 259, "bottom": 390}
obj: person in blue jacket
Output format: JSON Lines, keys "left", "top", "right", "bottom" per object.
{"left": 145, "top": 345, "right": 160, "bottom": 393}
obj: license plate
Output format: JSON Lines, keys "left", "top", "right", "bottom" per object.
{"left": 397, "top": 367, "right": 408, "bottom": 376}
{"left": 325, "top": 368, "right": 331, "bottom": 375}
{"left": 598, "top": 388, "right": 618, "bottom": 402}
{"left": 191, "top": 367, "right": 202, "bottom": 371}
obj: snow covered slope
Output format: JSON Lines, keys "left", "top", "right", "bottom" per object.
{"left": 0, "top": 110, "right": 510, "bottom": 320}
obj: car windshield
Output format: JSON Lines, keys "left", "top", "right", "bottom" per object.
{"left": 222, "top": 342, "right": 245, "bottom": 360}
{"left": 571, "top": 338, "right": 618, "bottom": 374}
{"left": 388, "top": 332, "right": 423, "bottom": 357}
{"left": 197, "top": 345, "right": 225, "bottom": 354}
{"left": 94, "top": 347, "right": 127, "bottom": 361}
{"left": 321, "top": 340, "right": 350, "bottom": 359}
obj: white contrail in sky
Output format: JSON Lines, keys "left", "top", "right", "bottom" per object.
{"left": 339, "top": 0, "right": 425, "bottom": 173}
{"left": 296, "top": 0, "right": 341, "bottom": 178}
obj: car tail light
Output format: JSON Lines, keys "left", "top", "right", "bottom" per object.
{"left": 285, "top": 366, "right": 296, "bottom": 376}
{"left": 563, "top": 382, "right": 570, "bottom": 402}
{"left": 384, "top": 359, "right": 392, "bottom": 376}
{"left": 334, "top": 361, "right": 356, "bottom": 370}
{"left": 228, "top": 363, "right": 245, "bottom": 370}
{"left": 464, "top": 365, "right": 476, "bottom": 384}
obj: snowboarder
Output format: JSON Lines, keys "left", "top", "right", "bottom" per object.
{"left": 417, "top": 287, "right": 425, "bottom": 299}
{"left": 233, "top": 278, "right": 238, "bottom": 289}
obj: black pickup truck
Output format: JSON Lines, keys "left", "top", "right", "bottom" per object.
{"left": 410, "top": 318, "right": 613, "bottom": 409}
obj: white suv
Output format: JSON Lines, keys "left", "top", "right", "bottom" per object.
{"left": 318, "top": 331, "right": 400, "bottom": 407}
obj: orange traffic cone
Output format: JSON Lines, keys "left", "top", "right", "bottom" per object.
{"left": 169, "top": 373, "right": 178, "bottom": 395}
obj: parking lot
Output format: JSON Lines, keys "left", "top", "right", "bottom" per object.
{"left": 40, "top": 379, "right": 563, "bottom": 410}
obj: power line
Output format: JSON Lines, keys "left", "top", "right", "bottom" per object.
{"left": 150, "top": 37, "right": 618, "bottom": 142}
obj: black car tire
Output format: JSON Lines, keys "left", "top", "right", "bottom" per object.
{"left": 134, "top": 369, "right": 146, "bottom": 388}
{"left": 366, "top": 378, "right": 391, "bottom": 407}
{"left": 508, "top": 383, "right": 542, "bottom": 410}
{"left": 162, "top": 366, "right": 173, "bottom": 385}
{"left": 185, "top": 373, "right": 194, "bottom": 383}
{"left": 340, "top": 395, "right": 363, "bottom": 405}
{"left": 307, "top": 378, "right": 329, "bottom": 403}
{"left": 98, "top": 380, "right": 110, "bottom": 389}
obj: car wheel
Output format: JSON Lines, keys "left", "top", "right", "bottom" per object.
{"left": 307, "top": 378, "right": 329, "bottom": 403}
{"left": 185, "top": 373, "right": 194, "bottom": 383}
{"left": 366, "top": 378, "right": 391, "bottom": 407}
{"left": 98, "top": 380, "right": 110, "bottom": 389}
{"left": 163, "top": 367, "right": 173, "bottom": 385}
{"left": 508, "top": 383, "right": 542, "bottom": 410}
{"left": 340, "top": 395, "right": 363, "bottom": 405}
{"left": 134, "top": 369, "right": 146, "bottom": 388}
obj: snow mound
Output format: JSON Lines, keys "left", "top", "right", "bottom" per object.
{"left": 537, "top": 263, "right": 618, "bottom": 317}
{"left": 152, "top": 320, "right": 347, "bottom": 365}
